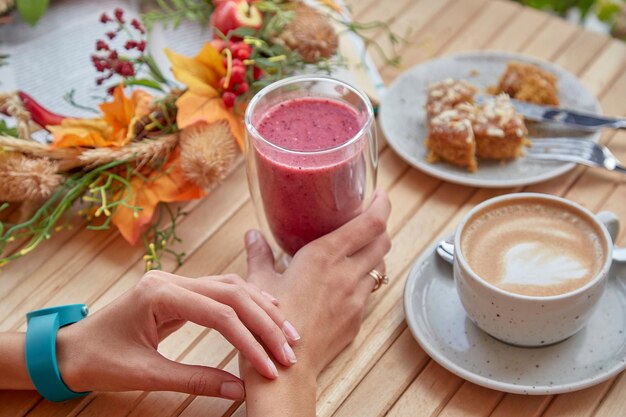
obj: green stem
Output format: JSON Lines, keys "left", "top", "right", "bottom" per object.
{"left": 0, "top": 159, "right": 129, "bottom": 264}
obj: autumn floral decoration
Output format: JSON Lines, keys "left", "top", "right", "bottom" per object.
{"left": 0, "top": 0, "right": 402, "bottom": 269}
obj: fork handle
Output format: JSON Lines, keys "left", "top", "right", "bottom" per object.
{"left": 614, "top": 165, "right": 626, "bottom": 174}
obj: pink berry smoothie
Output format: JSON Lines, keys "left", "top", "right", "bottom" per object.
{"left": 253, "top": 97, "right": 367, "bottom": 256}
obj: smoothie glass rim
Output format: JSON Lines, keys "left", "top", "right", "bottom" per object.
{"left": 244, "top": 75, "right": 375, "bottom": 156}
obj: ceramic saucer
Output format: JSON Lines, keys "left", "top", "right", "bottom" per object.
{"left": 403, "top": 239, "right": 626, "bottom": 395}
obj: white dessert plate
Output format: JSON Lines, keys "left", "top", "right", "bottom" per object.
{"left": 379, "top": 51, "right": 602, "bottom": 188}
{"left": 403, "top": 239, "right": 626, "bottom": 395}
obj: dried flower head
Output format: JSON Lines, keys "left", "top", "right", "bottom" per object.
{"left": 274, "top": 4, "right": 338, "bottom": 63}
{"left": 0, "top": 152, "right": 63, "bottom": 202}
{"left": 180, "top": 122, "right": 236, "bottom": 190}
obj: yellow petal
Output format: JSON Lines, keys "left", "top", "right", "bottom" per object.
{"left": 195, "top": 43, "right": 226, "bottom": 80}
{"left": 317, "top": 0, "right": 343, "bottom": 13}
{"left": 49, "top": 118, "right": 114, "bottom": 148}
{"left": 132, "top": 89, "right": 153, "bottom": 119}
{"left": 125, "top": 90, "right": 154, "bottom": 143}
{"left": 99, "top": 84, "right": 153, "bottom": 146}
{"left": 175, "top": 91, "right": 244, "bottom": 150}
{"left": 165, "top": 47, "right": 222, "bottom": 98}
{"left": 100, "top": 85, "right": 133, "bottom": 145}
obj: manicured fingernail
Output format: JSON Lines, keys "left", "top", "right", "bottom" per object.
{"left": 246, "top": 230, "right": 259, "bottom": 246}
{"left": 283, "top": 342, "right": 297, "bottom": 364}
{"left": 220, "top": 381, "right": 244, "bottom": 400}
{"left": 267, "top": 358, "right": 279, "bottom": 378}
{"left": 282, "top": 320, "right": 301, "bottom": 341}
{"left": 261, "top": 290, "right": 279, "bottom": 305}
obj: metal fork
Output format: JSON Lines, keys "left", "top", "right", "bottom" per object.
{"left": 526, "top": 138, "right": 626, "bottom": 173}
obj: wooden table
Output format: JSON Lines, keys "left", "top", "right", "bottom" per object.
{"left": 2, "top": 0, "right": 626, "bottom": 415}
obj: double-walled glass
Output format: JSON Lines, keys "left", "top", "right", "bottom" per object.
{"left": 245, "top": 75, "right": 378, "bottom": 258}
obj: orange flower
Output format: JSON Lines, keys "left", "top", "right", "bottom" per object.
{"left": 100, "top": 85, "right": 152, "bottom": 145}
{"left": 50, "top": 84, "right": 152, "bottom": 148}
{"left": 165, "top": 43, "right": 244, "bottom": 149}
{"left": 112, "top": 148, "right": 204, "bottom": 245}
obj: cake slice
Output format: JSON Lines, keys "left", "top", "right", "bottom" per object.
{"left": 473, "top": 94, "right": 528, "bottom": 160}
{"left": 426, "top": 79, "right": 478, "bottom": 119}
{"left": 493, "top": 61, "right": 559, "bottom": 106}
{"left": 426, "top": 106, "right": 477, "bottom": 172}
{"left": 424, "top": 79, "right": 529, "bottom": 172}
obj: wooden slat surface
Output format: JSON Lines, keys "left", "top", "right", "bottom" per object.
{"left": 2, "top": 0, "right": 626, "bottom": 415}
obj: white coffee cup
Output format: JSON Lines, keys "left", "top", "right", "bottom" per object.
{"left": 453, "top": 193, "right": 618, "bottom": 347}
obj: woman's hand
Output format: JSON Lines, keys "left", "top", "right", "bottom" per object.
{"left": 243, "top": 190, "right": 392, "bottom": 379}
{"left": 55, "top": 272, "right": 300, "bottom": 400}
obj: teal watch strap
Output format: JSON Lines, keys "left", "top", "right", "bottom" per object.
{"left": 25, "top": 304, "right": 90, "bottom": 402}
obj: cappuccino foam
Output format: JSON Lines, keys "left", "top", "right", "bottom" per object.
{"left": 460, "top": 198, "right": 606, "bottom": 297}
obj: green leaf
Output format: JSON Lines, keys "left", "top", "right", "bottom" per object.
{"left": 229, "top": 27, "right": 257, "bottom": 39}
{"left": 577, "top": 0, "right": 595, "bottom": 20}
{"left": 141, "top": 0, "right": 212, "bottom": 31}
{"left": 143, "top": 54, "right": 168, "bottom": 84}
{"left": 16, "top": 0, "right": 50, "bottom": 26}
{"left": 597, "top": 2, "right": 621, "bottom": 22}
{"left": 123, "top": 78, "right": 166, "bottom": 92}
{"left": 0, "top": 120, "right": 18, "bottom": 137}
{"left": 255, "top": 2, "right": 283, "bottom": 13}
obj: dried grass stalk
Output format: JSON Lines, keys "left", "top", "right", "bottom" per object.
{"left": 0, "top": 133, "right": 178, "bottom": 172}
{"left": 0, "top": 152, "right": 63, "bottom": 202}
{"left": 0, "top": 135, "right": 80, "bottom": 161}
{"left": 0, "top": 92, "right": 34, "bottom": 140}
{"left": 180, "top": 122, "right": 236, "bottom": 189}
{"left": 59, "top": 133, "right": 179, "bottom": 171}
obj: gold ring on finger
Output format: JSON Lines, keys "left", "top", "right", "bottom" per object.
{"left": 368, "top": 269, "right": 389, "bottom": 292}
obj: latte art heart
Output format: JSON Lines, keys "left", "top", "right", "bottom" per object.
{"left": 501, "top": 242, "right": 589, "bottom": 286}
{"left": 461, "top": 198, "right": 605, "bottom": 297}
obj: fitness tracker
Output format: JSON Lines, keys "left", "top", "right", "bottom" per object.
{"left": 25, "top": 304, "right": 90, "bottom": 402}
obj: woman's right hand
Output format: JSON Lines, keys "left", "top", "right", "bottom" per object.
{"left": 243, "top": 190, "right": 392, "bottom": 377}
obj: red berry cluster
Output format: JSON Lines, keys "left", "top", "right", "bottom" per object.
{"left": 211, "top": 39, "right": 263, "bottom": 108}
{"left": 92, "top": 8, "right": 146, "bottom": 91}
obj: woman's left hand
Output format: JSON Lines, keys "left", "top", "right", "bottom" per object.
{"left": 54, "top": 271, "right": 300, "bottom": 399}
